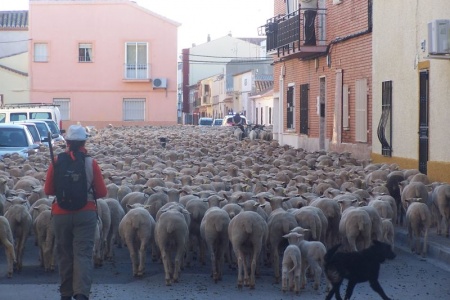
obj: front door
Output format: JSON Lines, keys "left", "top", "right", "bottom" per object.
{"left": 418, "top": 70, "right": 429, "bottom": 174}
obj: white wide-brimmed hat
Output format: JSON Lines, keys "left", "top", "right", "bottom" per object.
{"left": 65, "top": 125, "right": 87, "bottom": 141}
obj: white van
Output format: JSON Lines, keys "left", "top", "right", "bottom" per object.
{"left": 0, "top": 103, "right": 63, "bottom": 130}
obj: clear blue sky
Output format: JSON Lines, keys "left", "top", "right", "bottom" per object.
{"left": 2, "top": 0, "right": 274, "bottom": 53}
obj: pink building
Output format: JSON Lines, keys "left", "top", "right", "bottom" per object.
{"left": 29, "top": 0, "right": 180, "bottom": 128}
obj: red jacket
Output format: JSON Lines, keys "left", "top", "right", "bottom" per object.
{"left": 44, "top": 148, "right": 107, "bottom": 214}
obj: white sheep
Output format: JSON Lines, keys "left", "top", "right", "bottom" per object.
{"left": 228, "top": 210, "right": 268, "bottom": 289}
{"left": 33, "top": 206, "right": 55, "bottom": 272}
{"left": 381, "top": 218, "right": 395, "bottom": 249}
{"left": 4, "top": 200, "right": 32, "bottom": 272}
{"left": 281, "top": 232, "right": 302, "bottom": 294}
{"left": 0, "top": 215, "right": 16, "bottom": 277}
{"left": 119, "top": 204, "right": 155, "bottom": 277}
{"left": 155, "top": 204, "right": 190, "bottom": 285}
{"left": 200, "top": 207, "right": 230, "bottom": 283}
{"left": 104, "top": 198, "right": 126, "bottom": 260}
{"left": 290, "top": 227, "right": 327, "bottom": 291}
{"left": 405, "top": 198, "right": 431, "bottom": 258}
{"left": 95, "top": 198, "right": 111, "bottom": 267}
{"left": 431, "top": 184, "right": 450, "bottom": 237}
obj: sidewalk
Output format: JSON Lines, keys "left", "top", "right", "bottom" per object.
{"left": 395, "top": 226, "right": 450, "bottom": 271}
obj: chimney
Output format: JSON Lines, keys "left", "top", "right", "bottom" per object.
{"left": 207, "top": 34, "right": 211, "bottom": 42}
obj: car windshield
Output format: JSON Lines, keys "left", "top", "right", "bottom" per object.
{"left": 33, "top": 122, "right": 49, "bottom": 137}
{"left": 44, "top": 120, "right": 59, "bottom": 135}
{"left": 213, "top": 119, "right": 223, "bottom": 125}
{"left": 199, "top": 118, "right": 213, "bottom": 125}
{"left": 25, "top": 125, "right": 40, "bottom": 143}
{"left": 0, "top": 128, "right": 28, "bottom": 147}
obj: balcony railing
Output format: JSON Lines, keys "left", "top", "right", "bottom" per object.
{"left": 258, "top": 8, "right": 327, "bottom": 58}
{"left": 123, "top": 64, "right": 151, "bottom": 80}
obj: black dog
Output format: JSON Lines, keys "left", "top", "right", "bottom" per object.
{"left": 324, "top": 240, "right": 396, "bottom": 300}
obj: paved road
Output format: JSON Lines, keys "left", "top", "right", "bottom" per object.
{"left": 1, "top": 234, "right": 450, "bottom": 300}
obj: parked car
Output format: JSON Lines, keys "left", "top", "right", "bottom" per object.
{"left": 212, "top": 119, "right": 223, "bottom": 126}
{"left": 12, "top": 122, "right": 42, "bottom": 145}
{"left": 0, "top": 123, "right": 40, "bottom": 158}
{"left": 198, "top": 117, "right": 214, "bottom": 126}
{"left": 222, "top": 114, "right": 249, "bottom": 126}
{"left": 40, "top": 119, "right": 65, "bottom": 144}
{"left": 23, "top": 119, "right": 57, "bottom": 146}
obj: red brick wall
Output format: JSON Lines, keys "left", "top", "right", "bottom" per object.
{"left": 273, "top": 0, "right": 372, "bottom": 147}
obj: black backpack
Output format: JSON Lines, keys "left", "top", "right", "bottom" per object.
{"left": 54, "top": 151, "right": 91, "bottom": 210}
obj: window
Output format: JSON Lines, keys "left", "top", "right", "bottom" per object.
{"left": 34, "top": 43, "right": 48, "bottom": 62}
{"left": 123, "top": 98, "right": 145, "bottom": 121}
{"left": 286, "top": 0, "right": 299, "bottom": 14}
{"left": 53, "top": 98, "right": 70, "bottom": 121}
{"left": 10, "top": 113, "right": 27, "bottom": 122}
{"left": 79, "top": 43, "right": 92, "bottom": 62}
{"left": 125, "top": 42, "right": 148, "bottom": 79}
{"left": 300, "top": 84, "right": 309, "bottom": 135}
{"left": 377, "top": 81, "right": 392, "bottom": 157}
{"left": 287, "top": 85, "right": 295, "bottom": 129}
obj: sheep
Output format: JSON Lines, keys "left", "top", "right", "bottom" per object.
{"left": 290, "top": 227, "right": 327, "bottom": 291}
{"left": 381, "top": 218, "right": 395, "bottom": 249}
{"left": 95, "top": 199, "right": 112, "bottom": 267}
{"left": 281, "top": 232, "right": 303, "bottom": 294}
{"left": 431, "top": 184, "right": 450, "bottom": 237}
{"left": 185, "top": 198, "right": 208, "bottom": 266}
{"left": 228, "top": 210, "right": 268, "bottom": 289}
{"left": 400, "top": 181, "right": 429, "bottom": 225}
{"left": 33, "top": 206, "right": 55, "bottom": 272}
{"left": 338, "top": 207, "right": 372, "bottom": 252}
{"left": 309, "top": 197, "right": 341, "bottom": 248}
{"left": 120, "top": 191, "right": 149, "bottom": 212}
{"left": 104, "top": 198, "right": 126, "bottom": 260}
{"left": 405, "top": 198, "right": 432, "bottom": 258}
{"left": 4, "top": 200, "right": 32, "bottom": 272}
{"left": 119, "top": 204, "right": 156, "bottom": 277}
{"left": 266, "top": 207, "right": 298, "bottom": 283}
{"left": 200, "top": 207, "right": 230, "bottom": 283}
{"left": 155, "top": 204, "right": 190, "bottom": 285}
{"left": 0, "top": 215, "right": 16, "bottom": 277}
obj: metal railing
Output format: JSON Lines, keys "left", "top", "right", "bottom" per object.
{"left": 259, "top": 8, "right": 327, "bottom": 53}
{"left": 123, "top": 64, "right": 150, "bottom": 80}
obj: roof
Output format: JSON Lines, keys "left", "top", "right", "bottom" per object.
{"left": 0, "top": 11, "right": 28, "bottom": 29}
{"left": 236, "top": 37, "right": 266, "bottom": 46}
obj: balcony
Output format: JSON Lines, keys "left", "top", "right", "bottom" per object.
{"left": 123, "top": 64, "right": 151, "bottom": 81}
{"left": 258, "top": 8, "right": 327, "bottom": 59}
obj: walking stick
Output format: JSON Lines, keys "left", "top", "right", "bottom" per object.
{"left": 47, "top": 131, "right": 55, "bottom": 164}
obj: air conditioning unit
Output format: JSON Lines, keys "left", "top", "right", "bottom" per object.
{"left": 152, "top": 77, "right": 167, "bottom": 89}
{"left": 428, "top": 19, "right": 450, "bottom": 54}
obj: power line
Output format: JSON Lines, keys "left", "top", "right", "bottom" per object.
{"left": 0, "top": 39, "right": 30, "bottom": 44}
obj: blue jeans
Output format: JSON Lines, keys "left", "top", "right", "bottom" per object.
{"left": 53, "top": 211, "right": 97, "bottom": 298}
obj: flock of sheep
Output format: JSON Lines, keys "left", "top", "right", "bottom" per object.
{"left": 0, "top": 124, "right": 449, "bottom": 295}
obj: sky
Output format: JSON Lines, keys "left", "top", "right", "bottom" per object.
{"left": 1, "top": 0, "right": 274, "bottom": 54}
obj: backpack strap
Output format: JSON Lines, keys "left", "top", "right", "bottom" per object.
{"left": 84, "top": 155, "right": 95, "bottom": 200}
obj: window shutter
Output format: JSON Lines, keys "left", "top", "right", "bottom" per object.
{"left": 355, "top": 79, "right": 368, "bottom": 142}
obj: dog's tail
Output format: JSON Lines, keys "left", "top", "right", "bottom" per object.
{"left": 324, "top": 243, "right": 341, "bottom": 263}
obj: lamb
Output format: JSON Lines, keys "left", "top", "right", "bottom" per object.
{"left": 405, "top": 198, "right": 431, "bottom": 257}
{"left": 290, "top": 227, "right": 327, "bottom": 291}
{"left": 95, "top": 199, "right": 112, "bottom": 266}
{"left": 4, "top": 200, "right": 32, "bottom": 272}
{"left": 119, "top": 204, "right": 156, "bottom": 277}
{"left": 155, "top": 204, "right": 190, "bottom": 285}
{"left": 199, "top": 207, "right": 230, "bottom": 283}
{"left": 0, "top": 215, "right": 16, "bottom": 277}
{"left": 228, "top": 210, "right": 268, "bottom": 289}
{"left": 33, "top": 206, "right": 55, "bottom": 272}
{"left": 381, "top": 218, "right": 395, "bottom": 249}
{"left": 281, "top": 232, "right": 303, "bottom": 294}
{"left": 431, "top": 184, "right": 450, "bottom": 237}
{"left": 400, "top": 181, "right": 429, "bottom": 225}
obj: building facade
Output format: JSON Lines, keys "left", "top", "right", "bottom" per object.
{"left": 263, "top": 0, "right": 372, "bottom": 159}
{"left": 29, "top": 0, "right": 179, "bottom": 128}
{"left": 371, "top": 0, "right": 450, "bottom": 182}
{"left": 0, "top": 10, "right": 29, "bottom": 105}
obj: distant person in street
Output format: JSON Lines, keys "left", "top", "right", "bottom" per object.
{"left": 44, "top": 124, "right": 107, "bottom": 300}
{"left": 301, "top": 0, "right": 318, "bottom": 45}
{"left": 232, "top": 112, "right": 245, "bottom": 133}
